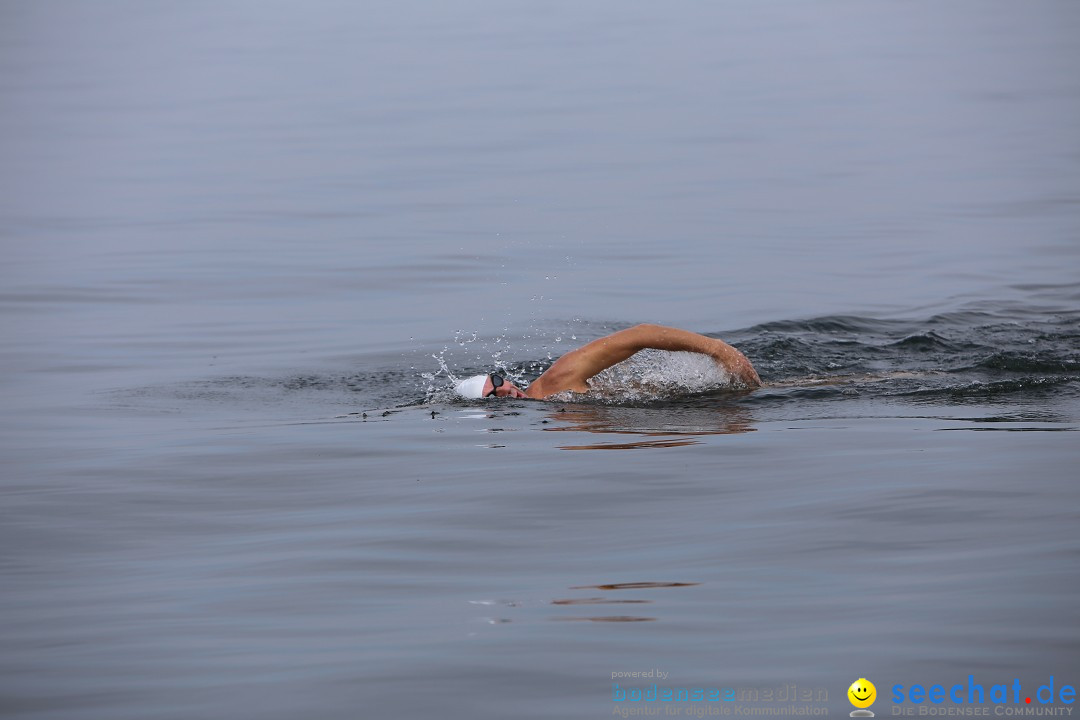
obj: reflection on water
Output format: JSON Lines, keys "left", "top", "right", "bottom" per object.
{"left": 552, "top": 586, "right": 672, "bottom": 623}
{"left": 544, "top": 404, "right": 755, "bottom": 450}
{"left": 468, "top": 585, "right": 695, "bottom": 626}
{"left": 551, "top": 598, "right": 652, "bottom": 605}
{"left": 570, "top": 582, "right": 701, "bottom": 591}
{"left": 558, "top": 437, "right": 704, "bottom": 450}
{"left": 553, "top": 616, "right": 656, "bottom": 623}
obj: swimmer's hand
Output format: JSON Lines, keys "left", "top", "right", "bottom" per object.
{"left": 526, "top": 323, "right": 761, "bottom": 399}
{"left": 706, "top": 336, "right": 761, "bottom": 388}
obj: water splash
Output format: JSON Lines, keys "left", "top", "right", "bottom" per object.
{"left": 424, "top": 331, "right": 535, "bottom": 403}
{"left": 557, "top": 349, "right": 736, "bottom": 404}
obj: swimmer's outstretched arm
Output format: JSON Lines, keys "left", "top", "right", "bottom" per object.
{"left": 524, "top": 323, "right": 761, "bottom": 399}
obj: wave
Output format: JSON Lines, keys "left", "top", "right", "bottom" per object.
{"left": 116, "top": 302, "right": 1080, "bottom": 413}
{"left": 435, "top": 304, "right": 1080, "bottom": 407}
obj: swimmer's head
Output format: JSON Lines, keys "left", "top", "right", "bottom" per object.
{"left": 454, "top": 374, "right": 488, "bottom": 399}
{"left": 454, "top": 373, "right": 527, "bottom": 399}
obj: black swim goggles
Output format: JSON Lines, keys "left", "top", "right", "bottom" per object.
{"left": 485, "top": 374, "right": 505, "bottom": 398}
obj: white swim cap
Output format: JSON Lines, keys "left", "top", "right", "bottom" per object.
{"left": 454, "top": 374, "right": 490, "bottom": 399}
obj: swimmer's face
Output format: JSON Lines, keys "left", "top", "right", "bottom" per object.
{"left": 485, "top": 375, "right": 527, "bottom": 399}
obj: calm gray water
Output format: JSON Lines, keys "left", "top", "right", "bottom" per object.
{"left": 2, "top": 2, "right": 1079, "bottom": 718}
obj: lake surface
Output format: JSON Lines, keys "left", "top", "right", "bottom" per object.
{"left": 1, "top": 2, "right": 1078, "bottom": 718}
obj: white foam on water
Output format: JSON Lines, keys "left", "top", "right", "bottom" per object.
{"left": 552, "top": 349, "right": 736, "bottom": 404}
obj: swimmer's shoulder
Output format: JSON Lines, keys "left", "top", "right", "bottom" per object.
{"left": 527, "top": 357, "right": 591, "bottom": 399}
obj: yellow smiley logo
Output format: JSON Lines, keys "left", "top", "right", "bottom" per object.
{"left": 848, "top": 678, "right": 877, "bottom": 709}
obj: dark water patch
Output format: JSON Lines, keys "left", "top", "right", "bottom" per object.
{"left": 0, "top": 288, "right": 163, "bottom": 305}
{"left": 741, "top": 304, "right": 1080, "bottom": 410}
{"left": 936, "top": 427, "right": 1076, "bottom": 432}
{"left": 834, "top": 500, "right": 1000, "bottom": 526}
{"left": 933, "top": 411, "right": 1073, "bottom": 424}
{"left": 973, "top": 352, "right": 1080, "bottom": 374}
{"left": 115, "top": 368, "right": 429, "bottom": 415}
{"left": 898, "top": 376, "right": 1080, "bottom": 400}
{"left": 889, "top": 331, "right": 970, "bottom": 352}
{"left": 742, "top": 385, "right": 858, "bottom": 405}
{"left": 748, "top": 336, "right": 862, "bottom": 378}
{"left": 754, "top": 315, "right": 909, "bottom": 336}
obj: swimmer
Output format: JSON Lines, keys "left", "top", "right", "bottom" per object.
{"left": 454, "top": 323, "right": 760, "bottom": 400}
